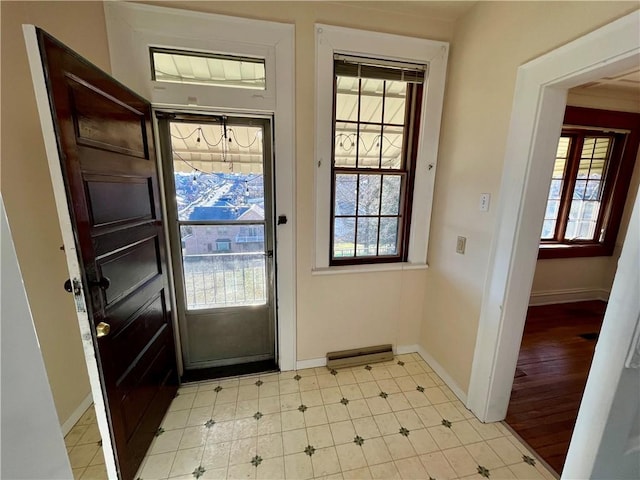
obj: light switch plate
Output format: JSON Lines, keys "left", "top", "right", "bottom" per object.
{"left": 479, "top": 193, "right": 491, "bottom": 212}
{"left": 456, "top": 236, "right": 466, "bottom": 254}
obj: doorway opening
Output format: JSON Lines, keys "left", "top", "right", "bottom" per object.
{"left": 465, "top": 12, "right": 639, "bottom": 478}
{"left": 503, "top": 80, "right": 640, "bottom": 474}
{"left": 158, "top": 113, "right": 278, "bottom": 381}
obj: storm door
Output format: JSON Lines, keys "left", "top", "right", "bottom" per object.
{"left": 158, "top": 114, "right": 276, "bottom": 371}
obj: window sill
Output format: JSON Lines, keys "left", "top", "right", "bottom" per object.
{"left": 538, "top": 243, "right": 613, "bottom": 259}
{"left": 311, "top": 262, "right": 428, "bottom": 276}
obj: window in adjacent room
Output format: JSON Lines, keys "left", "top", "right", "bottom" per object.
{"left": 539, "top": 107, "right": 639, "bottom": 259}
{"left": 330, "top": 56, "right": 424, "bottom": 265}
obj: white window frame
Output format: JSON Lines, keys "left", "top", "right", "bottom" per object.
{"left": 104, "top": 2, "right": 297, "bottom": 371}
{"left": 314, "top": 24, "right": 449, "bottom": 272}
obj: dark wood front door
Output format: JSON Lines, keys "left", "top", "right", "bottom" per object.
{"left": 34, "top": 29, "right": 178, "bottom": 479}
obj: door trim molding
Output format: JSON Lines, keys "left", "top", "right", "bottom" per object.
{"left": 466, "top": 10, "right": 639, "bottom": 477}
{"left": 23, "top": 24, "right": 118, "bottom": 479}
{"left": 105, "top": 2, "right": 297, "bottom": 371}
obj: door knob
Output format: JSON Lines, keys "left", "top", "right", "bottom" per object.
{"left": 96, "top": 322, "right": 111, "bottom": 338}
{"left": 64, "top": 278, "right": 81, "bottom": 295}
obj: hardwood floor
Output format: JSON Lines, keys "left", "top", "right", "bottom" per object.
{"left": 505, "top": 300, "right": 606, "bottom": 475}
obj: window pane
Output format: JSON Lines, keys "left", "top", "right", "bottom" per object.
{"left": 384, "top": 81, "right": 407, "bottom": 124}
{"left": 556, "top": 136, "right": 570, "bottom": 161}
{"left": 542, "top": 136, "right": 571, "bottom": 240}
{"left": 381, "top": 126, "right": 404, "bottom": 169}
{"left": 585, "top": 180, "right": 602, "bottom": 201}
{"left": 548, "top": 179, "right": 562, "bottom": 200}
{"left": 565, "top": 199, "right": 599, "bottom": 241}
{"left": 541, "top": 198, "right": 560, "bottom": 240}
{"left": 545, "top": 199, "right": 560, "bottom": 219}
{"left": 541, "top": 219, "right": 556, "bottom": 239}
{"left": 152, "top": 50, "right": 265, "bottom": 90}
{"left": 359, "top": 78, "right": 384, "bottom": 124}
{"left": 335, "top": 122, "right": 357, "bottom": 167}
{"left": 578, "top": 137, "right": 610, "bottom": 178}
{"left": 565, "top": 219, "right": 578, "bottom": 240}
{"left": 180, "top": 225, "right": 266, "bottom": 309}
{"left": 573, "top": 179, "right": 586, "bottom": 200}
{"left": 379, "top": 217, "right": 399, "bottom": 255}
{"left": 333, "top": 217, "right": 355, "bottom": 257}
{"left": 356, "top": 217, "right": 379, "bottom": 256}
{"left": 380, "top": 175, "right": 402, "bottom": 215}
{"left": 357, "top": 175, "right": 381, "bottom": 215}
{"left": 172, "top": 122, "right": 265, "bottom": 220}
{"left": 335, "top": 76, "right": 359, "bottom": 122}
{"left": 334, "top": 174, "right": 357, "bottom": 216}
{"left": 357, "top": 124, "right": 382, "bottom": 168}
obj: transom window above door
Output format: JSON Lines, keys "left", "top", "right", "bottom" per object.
{"left": 150, "top": 47, "right": 266, "bottom": 90}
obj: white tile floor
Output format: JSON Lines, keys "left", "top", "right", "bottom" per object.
{"left": 135, "top": 354, "right": 557, "bottom": 480}
{"left": 65, "top": 405, "right": 107, "bottom": 479}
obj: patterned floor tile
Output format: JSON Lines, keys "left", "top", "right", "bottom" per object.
{"left": 64, "top": 357, "right": 556, "bottom": 480}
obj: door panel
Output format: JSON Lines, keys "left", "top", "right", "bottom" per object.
{"left": 86, "top": 178, "right": 154, "bottom": 225}
{"left": 188, "top": 306, "right": 272, "bottom": 363}
{"left": 35, "top": 29, "right": 178, "bottom": 480}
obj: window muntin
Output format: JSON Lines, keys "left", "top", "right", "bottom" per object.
{"left": 151, "top": 48, "right": 266, "bottom": 90}
{"left": 330, "top": 56, "right": 423, "bottom": 264}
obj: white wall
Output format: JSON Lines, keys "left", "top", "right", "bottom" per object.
{"left": 530, "top": 88, "right": 640, "bottom": 306}
{"left": 1, "top": 197, "right": 73, "bottom": 479}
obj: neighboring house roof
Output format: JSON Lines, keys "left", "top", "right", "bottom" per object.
{"left": 189, "top": 205, "right": 250, "bottom": 221}
{"left": 237, "top": 204, "right": 265, "bottom": 221}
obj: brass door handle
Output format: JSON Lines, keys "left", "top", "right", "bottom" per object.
{"left": 96, "top": 322, "right": 111, "bottom": 338}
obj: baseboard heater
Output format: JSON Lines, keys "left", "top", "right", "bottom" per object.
{"left": 326, "top": 344, "right": 394, "bottom": 369}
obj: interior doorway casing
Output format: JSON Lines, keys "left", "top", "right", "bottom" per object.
{"left": 467, "top": 8, "right": 640, "bottom": 475}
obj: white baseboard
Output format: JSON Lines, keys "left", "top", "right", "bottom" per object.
{"left": 529, "top": 287, "right": 609, "bottom": 306}
{"left": 60, "top": 392, "right": 93, "bottom": 436}
{"left": 296, "top": 357, "right": 326, "bottom": 370}
{"left": 395, "top": 344, "right": 420, "bottom": 355}
{"left": 415, "top": 345, "right": 468, "bottom": 404}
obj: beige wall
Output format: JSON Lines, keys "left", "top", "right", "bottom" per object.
{"left": 531, "top": 89, "right": 640, "bottom": 300}
{"left": 422, "top": 1, "right": 639, "bottom": 393}
{"left": 152, "top": 1, "right": 456, "bottom": 360}
{"left": 1, "top": 2, "right": 110, "bottom": 425}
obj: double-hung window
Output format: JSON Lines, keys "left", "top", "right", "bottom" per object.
{"left": 539, "top": 106, "right": 639, "bottom": 258}
{"left": 331, "top": 56, "right": 424, "bottom": 264}
{"left": 314, "top": 25, "right": 449, "bottom": 271}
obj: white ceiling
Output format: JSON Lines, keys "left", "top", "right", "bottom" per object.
{"left": 572, "top": 67, "right": 640, "bottom": 95}
{"left": 330, "top": 1, "right": 477, "bottom": 22}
